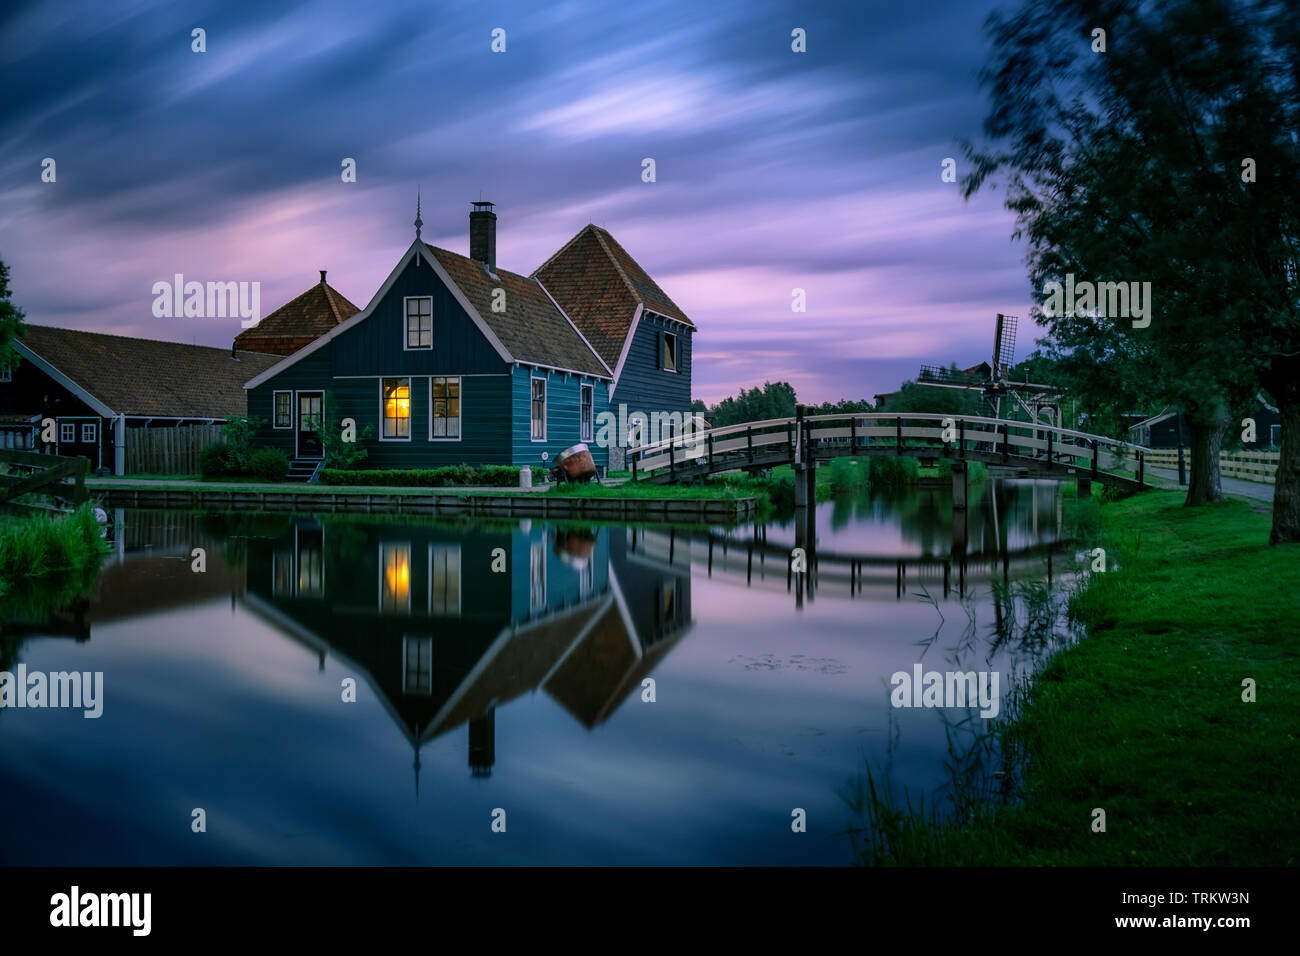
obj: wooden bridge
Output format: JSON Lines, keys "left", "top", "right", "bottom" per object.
{"left": 628, "top": 409, "right": 1151, "bottom": 502}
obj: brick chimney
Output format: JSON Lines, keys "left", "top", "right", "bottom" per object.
{"left": 320, "top": 270, "right": 327, "bottom": 284}
{"left": 469, "top": 201, "right": 496, "bottom": 273}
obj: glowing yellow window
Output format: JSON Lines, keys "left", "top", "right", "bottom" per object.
{"left": 382, "top": 378, "right": 411, "bottom": 439}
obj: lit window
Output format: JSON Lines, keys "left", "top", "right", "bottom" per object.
{"left": 382, "top": 378, "right": 411, "bottom": 439}
{"left": 580, "top": 384, "right": 594, "bottom": 441}
{"left": 273, "top": 391, "right": 292, "bottom": 428}
{"left": 59, "top": 422, "right": 74, "bottom": 443}
{"left": 380, "top": 541, "right": 412, "bottom": 613}
{"left": 430, "top": 377, "right": 460, "bottom": 439}
{"left": 662, "top": 332, "right": 677, "bottom": 372}
{"left": 81, "top": 422, "right": 97, "bottom": 443}
{"left": 406, "top": 297, "right": 432, "bottom": 349}
{"left": 530, "top": 377, "right": 546, "bottom": 440}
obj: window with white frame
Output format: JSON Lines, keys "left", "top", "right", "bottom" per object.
{"left": 662, "top": 331, "right": 678, "bottom": 372}
{"left": 381, "top": 378, "right": 411, "bottom": 440}
{"left": 530, "top": 538, "right": 547, "bottom": 612}
{"left": 530, "top": 377, "right": 546, "bottom": 440}
{"left": 430, "top": 377, "right": 461, "bottom": 439}
{"left": 402, "top": 635, "right": 434, "bottom": 695}
{"left": 429, "top": 543, "right": 461, "bottom": 615}
{"left": 580, "top": 384, "right": 594, "bottom": 441}
{"left": 0, "top": 363, "right": 11, "bottom": 382}
{"left": 273, "top": 391, "right": 292, "bottom": 428}
{"left": 81, "top": 422, "right": 97, "bottom": 443}
{"left": 405, "top": 297, "right": 432, "bottom": 349}
{"left": 59, "top": 422, "right": 74, "bottom": 443}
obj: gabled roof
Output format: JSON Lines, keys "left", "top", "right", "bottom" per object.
{"left": 234, "top": 276, "right": 359, "bottom": 356}
{"left": 426, "top": 245, "right": 610, "bottom": 378}
{"left": 14, "top": 325, "right": 281, "bottom": 418}
{"left": 533, "top": 225, "right": 694, "bottom": 372}
{"left": 244, "top": 241, "right": 611, "bottom": 390}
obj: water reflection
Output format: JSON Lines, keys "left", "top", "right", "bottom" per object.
{"left": 0, "top": 479, "right": 1078, "bottom": 865}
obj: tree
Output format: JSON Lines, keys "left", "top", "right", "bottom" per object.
{"left": 705, "top": 381, "right": 798, "bottom": 427}
{"left": 962, "top": 0, "right": 1299, "bottom": 540}
{"left": 0, "top": 259, "right": 27, "bottom": 373}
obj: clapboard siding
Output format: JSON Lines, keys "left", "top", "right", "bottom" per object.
{"left": 510, "top": 365, "right": 609, "bottom": 468}
{"left": 248, "top": 347, "right": 335, "bottom": 456}
{"left": 612, "top": 310, "right": 692, "bottom": 418}
{"left": 333, "top": 257, "right": 508, "bottom": 377}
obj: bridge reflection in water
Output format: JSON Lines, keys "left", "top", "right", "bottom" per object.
{"left": 20, "top": 478, "right": 1070, "bottom": 792}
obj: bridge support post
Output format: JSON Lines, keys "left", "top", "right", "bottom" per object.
{"left": 951, "top": 459, "right": 968, "bottom": 509}
{"left": 793, "top": 461, "right": 816, "bottom": 509}
{"left": 952, "top": 502, "right": 967, "bottom": 559}
{"left": 1077, "top": 477, "right": 1092, "bottom": 498}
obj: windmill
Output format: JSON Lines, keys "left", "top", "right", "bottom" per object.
{"left": 915, "top": 314, "right": 1062, "bottom": 428}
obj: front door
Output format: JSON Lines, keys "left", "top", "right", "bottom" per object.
{"left": 297, "top": 392, "right": 323, "bottom": 459}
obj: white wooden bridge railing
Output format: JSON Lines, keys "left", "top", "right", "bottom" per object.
{"left": 628, "top": 412, "right": 1151, "bottom": 481}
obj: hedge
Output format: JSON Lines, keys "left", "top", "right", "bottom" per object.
{"left": 320, "top": 465, "right": 545, "bottom": 487}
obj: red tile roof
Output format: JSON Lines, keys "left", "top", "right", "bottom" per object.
{"left": 427, "top": 245, "right": 610, "bottom": 378}
{"left": 15, "top": 325, "right": 281, "bottom": 418}
{"left": 533, "top": 225, "right": 694, "bottom": 371}
{"left": 234, "top": 279, "right": 360, "bottom": 356}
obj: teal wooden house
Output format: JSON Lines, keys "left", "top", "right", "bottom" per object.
{"left": 244, "top": 201, "right": 696, "bottom": 474}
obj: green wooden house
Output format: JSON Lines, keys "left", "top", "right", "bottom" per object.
{"left": 243, "top": 202, "right": 614, "bottom": 473}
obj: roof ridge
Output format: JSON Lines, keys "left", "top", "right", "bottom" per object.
{"left": 589, "top": 226, "right": 640, "bottom": 304}
{"left": 25, "top": 323, "right": 274, "bottom": 356}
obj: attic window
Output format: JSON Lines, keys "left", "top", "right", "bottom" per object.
{"left": 0, "top": 362, "right": 10, "bottom": 383}
{"left": 405, "top": 297, "right": 432, "bottom": 350}
{"left": 661, "top": 331, "right": 678, "bottom": 373}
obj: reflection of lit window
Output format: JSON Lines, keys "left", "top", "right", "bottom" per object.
{"left": 402, "top": 635, "right": 433, "bottom": 695}
{"left": 382, "top": 377, "right": 411, "bottom": 440}
{"left": 429, "top": 544, "right": 461, "bottom": 616}
{"left": 380, "top": 541, "right": 412, "bottom": 613}
{"left": 530, "top": 539, "right": 546, "bottom": 612}
{"left": 273, "top": 552, "right": 293, "bottom": 596}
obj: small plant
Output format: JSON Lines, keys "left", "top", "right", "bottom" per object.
{"left": 199, "top": 442, "right": 231, "bottom": 479}
{"left": 321, "top": 391, "right": 373, "bottom": 469}
{"left": 250, "top": 447, "right": 290, "bottom": 481}
{"left": 219, "top": 415, "right": 263, "bottom": 475}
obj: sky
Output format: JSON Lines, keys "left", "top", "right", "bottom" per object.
{"left": 0, "top": 0, "right": 1035, "bottom": 406}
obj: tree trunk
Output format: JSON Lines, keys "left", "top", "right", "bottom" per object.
{"left": 1184, "top": 413, "right": 1228, "bottom": 506}
{"left": 1270, "top": 395, "right": 1300, "bottom": 543}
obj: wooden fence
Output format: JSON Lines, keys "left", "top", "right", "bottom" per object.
{"left": 125, "top": 424, "right": 223, "bottom": 475}
{"left": 1144, "top": 448, "right": 1278, "bottom": 484}
{"left": 0, "top": 448, "right": 88, "bottom": 513}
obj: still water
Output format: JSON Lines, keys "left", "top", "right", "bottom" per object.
{"left": 0, "top": 480, "right": 1076, "bottom": 865}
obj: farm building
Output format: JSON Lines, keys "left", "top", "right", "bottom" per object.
{"left": 0, "top": 325, "right": 280, "bottom": 473}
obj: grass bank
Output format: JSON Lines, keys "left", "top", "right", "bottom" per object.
{"left": 0, "top": 503, "right": 109, "bottom": 591}
{"left": 850, "top": 490, "right": 1299, "bottom": 865}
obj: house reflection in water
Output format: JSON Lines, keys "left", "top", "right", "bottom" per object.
{"left": 241, "top": 518, "right": 692, "bottom": 787}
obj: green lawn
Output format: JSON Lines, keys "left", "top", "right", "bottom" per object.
{"left": 852, "top": 490, "right": 1300, "bottom": 865}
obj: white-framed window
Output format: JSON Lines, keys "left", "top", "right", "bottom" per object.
{"left": 381, "top": 377, "right": 411, "bottom": 440}
{"left": 0, "top": 363, "right": 11, "bottom": 382}
{"left": 273, "top": 391, "right": 293, "bottom": 429}
{"left": 579, "top": 555, "right": 594, "bottom": 598}
{"left": 580, "top": 383, "right": 594, "bottom": 441}
{"left": 272, "top": 552, "right": 294, "bottom": 596}
{"left": 429, "top": 543, "right": 461, "bottom": 616}
{"left": 405, "top": 296, "right": 432, "bottom": 350}
{"left": 59, "top": 422, "right": 75, "bottom": 443}
{"left": 379, "top": 541, "right": 412, "bottom": 614}
{"left": 662, "top": 331, "right": 678, "bottom": 372}
{"left": 429, "top": 376, "right": 461, "bottom": 440}
{"left": 530, "top": 376, "right": 547, "bottom": 441}
{"left": 530, "top": 538, "right": 547, "bottom": 612}
{"left": 81, "top": 422, "right": 97, "bottom": 443}
{"left": 402, "top": 635, "right": 434, "bottom": 695}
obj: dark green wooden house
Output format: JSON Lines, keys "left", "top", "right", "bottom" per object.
{"left": 243, "top": 202, "right": 614, "bottom": 472}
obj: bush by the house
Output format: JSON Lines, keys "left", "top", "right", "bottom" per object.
{"left": 250, "top": 447, "right": 290, "bottom": 482}
{"left": 320, "top": 465, "right": 544, "bottom": 487}
{"left": 199, "top": 442, "right": 232, "bottom": 479}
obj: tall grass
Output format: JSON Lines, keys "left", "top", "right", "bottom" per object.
{"left": 0, "top": 503, "right": 109, "bottom": 588}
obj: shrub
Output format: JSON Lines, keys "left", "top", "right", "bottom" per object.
{"left": 319, "top": 465, "right": 543, "bottom": 487}
{"left": 199, "top": 442, "right": 231, "bottom": 479}
{"left": 868, "top": 455, "right": 920, "bottom": 490}
{"left": 250, "top": 447, "right": 290, "bottom": 482}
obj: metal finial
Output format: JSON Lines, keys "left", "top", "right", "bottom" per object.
{"left": 414, "top": 189, "right": 423, "bottom": 240}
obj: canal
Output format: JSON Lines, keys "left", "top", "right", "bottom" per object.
{"left": 0, "top": 478, "right": 1083, "bottom": 865}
